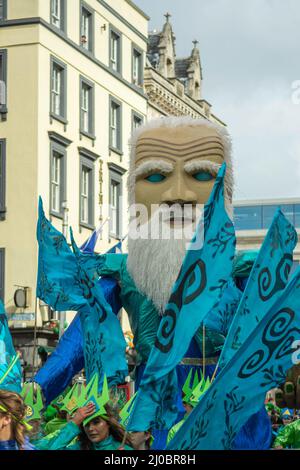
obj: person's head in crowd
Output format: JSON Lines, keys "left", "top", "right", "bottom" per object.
{"left": 281, "top": 408, "right": 294, "bottom": 426}
{"left": 129, "top": 430, "right": 152, "bottom": 450}
{"left": 0, "top": 389, "right": 27, "bottom": 449}
{"left": 72, "top": 403, "right": 133, "bottom": 450}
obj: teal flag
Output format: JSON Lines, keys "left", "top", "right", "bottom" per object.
{"left": 219, "top": 209, "right": 297, "bottom": 368}
{"left": 127, "top": 163, "right": 236, "bottom": 431}
{"left": 203, "top": 278, "right": 242, "bottom": 336}
{"left": 0, "top": 300, "right": 22, "bottom": 393}
{"left": 167, "top": 265, "right": 300, "bottom": 450}
{"left": 36, "top": 199, "right": 127, "bottom": 386}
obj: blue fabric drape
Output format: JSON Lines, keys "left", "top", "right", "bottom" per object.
{"left": 167, "top": 263, "right": 300, "bottom": 449}
{"left": 35, "top": 199, "right": 127, "bottom": 395}
{"left": 220, "top": 209, "right": 297, "bottom": 368}
{"left": 0, "top": 300, "right": 22, "bottom": 393}
{"left": 127, "top": 164, "right": 236, "bottom": 432}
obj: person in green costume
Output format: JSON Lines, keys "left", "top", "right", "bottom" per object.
{"left": 43, "top": 409, "right": 68, "bottom": 435}
{"left": 273, "top": 418, "right": 300, "bottom": 449}
{"left": 43, "top": 402, "right": 133, "bottom": 450}
{"left": 167, "top": 370, "right": 210, "bottom": 445}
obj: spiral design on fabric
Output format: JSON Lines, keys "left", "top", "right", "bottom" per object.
{"left": 238, "top": 308, "right": 296, "bottom": 379}
{"left": 155, "top": 307, "right": 178, "bottom": 353}
{"left": 258, "top": 254, "right": 293, "bottom": 301}
{"left": 155, "top": 259, "right": 207, "bottom": 353}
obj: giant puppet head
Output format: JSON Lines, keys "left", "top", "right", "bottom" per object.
{"left": 126, "top": 116, "right": 233, "bottom": 313}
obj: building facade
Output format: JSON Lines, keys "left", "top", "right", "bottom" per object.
{"left": 0, "top": 0, "right": 148, "bottom": 350}
{"left": 234, "top": 198, "right": 300, "bottom": 272}
{"left": 144, "top": 13, "right": 225, "bottom": 125}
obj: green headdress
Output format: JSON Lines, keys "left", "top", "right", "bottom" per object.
{"left": 182, "top": 369, "right": 200, "bottom": 405}
{"left": 51, "top": 385, "right": 71, "bottom": 409}
{"left": 82, "top": 374, "right": 110, "bottom": 427}
{"left": 60, "top": 381, "right": 86, "bottom": 415}
{"left": 119, "top": 392, "right": 137, "bottom": 428}
{"left": 189, "top": 375, "right": 211, "bottom": 406}
{"left": 20, "top": 382, "right": 44, "bottom": 422}
{"left": 119, "top": 392, "right": 154, "bottom": 446}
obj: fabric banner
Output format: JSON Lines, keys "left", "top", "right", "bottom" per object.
{"left": 167, "top": 266, "right": 300, "bottom": 450}
{"left": 36, "top": 199, "right": 127, "bottom": 388}
{"left": 219, "top": 209, "right": 297, "bottom": 368}
{"left": 203, "top": 278, "right": 242, "bottom": 337}
{"left": 127, "top": 163, "right": 236, "bottom": 431}
{"left": 0, "top": 300, "right": 22, "bottom": 393}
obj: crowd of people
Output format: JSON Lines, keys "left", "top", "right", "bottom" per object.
{"left": 266, "top": 399, "right": 300, "bottom": 449}
{"left": 2, "top": 363, "right": 300, "bottom": 451}
{"left": 0, "top": 376, "right": 153, "bottom": 451}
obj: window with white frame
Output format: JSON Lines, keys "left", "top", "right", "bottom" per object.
{"left": 132, "top": 112, "right": 143, "bottom": 130}
{"left": 0, "top": 49, "right": 7, "bottom": 115}
{"left": 110, "top": 181, "right": 118, "bottom": 235}
{"left": 110, "top": 30, "right": 121, "bottom": 72}
{"left": 79, "top": 151, "right": 96, "bottom": 227}
{"left": 81, "top": 84, "right": 89, "bottom": 132}
{"left": 132, "top": 48, "right": 142, "bottom": 86}
{"left": 51, "top": 152, "right": 62, "bottom": 213}
{"left": 108, "top": 166, "right": 125, "bottom": 239}
{"left": 80, "top": 79, "right": 94, "bottom": 137}
{"left": 110, "top": 99, "right": 121, "bottom": 151}
{"left": 51, "top": 0, "right": 65, "bottom": 31}
{"left": 81, "top": 5, "right": 93, "bottom": 52}
{"left": 81, "top": 167, "right": 89, "bottom": 224}
{"left": 50, "top": 144, "right": 65, "bottom": 216}
{"left": 109, "top": 179, "right": 121, "bottom": 237}
{"left": 51, "top": 59, "right": 66, "bottom": 120}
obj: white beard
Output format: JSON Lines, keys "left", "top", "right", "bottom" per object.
{"left": 126, "top": 218, "right": 193, "bottom": 315}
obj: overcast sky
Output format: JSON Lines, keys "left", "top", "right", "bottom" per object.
{"left": 134, "top": 0, "right": 300, "bottom": 202}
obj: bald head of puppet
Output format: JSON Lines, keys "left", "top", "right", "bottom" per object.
{"left": 126, "top": 116, "right": 234, "bottom": 313}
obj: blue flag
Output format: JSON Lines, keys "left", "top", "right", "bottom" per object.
{"left": 127, "top": 163, "right": 236, "bottom": 431}
{"left": 36, "top": 199, "right": 127, "bottom": 387}
{"left": 80, "top": 225, "right": 102, "bottom": 254}
{"left": 107, "top": 240, "right": 123, "bottom": 254}
{"left": 167, "top": 265, "right": 300, "bottom": 450}
{"left": 0, "top": 300, "right": 22, "bottom": 393}
{"left": 203, "top": 278, "right": 242, "bottom": 336}
{"left": 219, "top": 209, "right": 297, "bottom": 368}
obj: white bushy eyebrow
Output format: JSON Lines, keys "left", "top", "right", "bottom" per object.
{"left": 184, "top": 160, "right": 221, "bottom": 176}
{"left": 134, "top": 160, "right": 174, "bottom": 180}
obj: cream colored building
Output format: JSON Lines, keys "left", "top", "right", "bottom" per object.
{"left": 234, "top": 198, "right": 300, "bottom": 271}
{"left": 0, "top": 0, "right": 148, "bottom": 340}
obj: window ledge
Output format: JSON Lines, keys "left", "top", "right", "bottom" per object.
{"left": 109, "top": 233, "right": 121, "bottom": 241}
{"left": 132, "top": 81, "right": 143, "bottom": 88}
{"left": 110, "top": 66, "right": 122, "bottom": 76}
{"left": 109, "top": 146, "right": 123, "bottom": 156}
{"left": 79, "top": 45, "right": 94, "bottom": 56}
{"left": 80, "top": 222, "right": 95, "bottom": 231}
{"left": 50, "top": 210, "right": 63, "bottom": 220}
{"left": 80, "top": 130, "right": 96, "bottom": 141}
{"left": 50, "top": 113, "right": 68, "bottom": 125}
{"left": 51, "top": 24, "right": 67, "bottom": 35}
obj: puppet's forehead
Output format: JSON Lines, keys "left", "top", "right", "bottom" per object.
{"left": 136, "top": 124, "right": 220, "bottom": 142}
{"left": 135, "top": 125, "right": 224, "bottom": 162}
